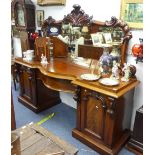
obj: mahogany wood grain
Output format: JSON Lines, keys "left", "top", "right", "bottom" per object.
{"left": 34, "top": 37, "right": 51, "bottom": 61}
{"left": 78, "top": 44, "right": 103, "bottom": 60}
{"left": 15, "top": 62, "right": 61, "bottom": 113}
{"left": 52, "top": 36, "right": 69, "bottom": 58}
{"left": 14, "top": 57, "right": 139, "bottom": 98}
{"left": 14, "top": 57, "right": 139, "bottom": 154}
{"left": 72, "top": 129, "right": 130, "bottom": 155}
{"left": 36, "top": 69, "right": 76, "bottom": 93}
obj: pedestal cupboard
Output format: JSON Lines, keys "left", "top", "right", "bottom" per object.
{"left": 16, "top": 64, "right": 61, "bottom": 113}
{"left": 72, "top": 83, "right": 135, "bottom": 155}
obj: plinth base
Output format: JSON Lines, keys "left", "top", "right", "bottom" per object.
{"left": 72, "top": 128, "right": 130, "bottom": 155}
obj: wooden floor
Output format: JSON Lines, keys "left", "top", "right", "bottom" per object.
{"left": 11, "top": 124, "right": 78, "bottom": 155}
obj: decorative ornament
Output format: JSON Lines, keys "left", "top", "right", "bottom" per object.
{"left": 121, "top": 63, "right": 137, "bottom": 82}
{"left": 99, "top": 47, "right": 113, "bottom": 75}
{"left": 110, "top": 61, "right": 120, "bottom": 80}
{"left": 121, "top": 63, "right": 131, "bottom": 82}
{"left": 30, "top": 32, "right": 39, "bottom": 41}
{"left": 132, "top": 38, "right": 143, "bottom": 63}
{"left": 41, "top": 54, "right": 48, "bottom": 64}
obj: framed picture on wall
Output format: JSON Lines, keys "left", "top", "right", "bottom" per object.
{"left": 37, "top": 0, "right": 66, "bottom": 6}
{"left": 36, "top": 10, "right": 44, "bottom": 27}
{"left": 120, "top": 0, "right": 143, "bottom": 29}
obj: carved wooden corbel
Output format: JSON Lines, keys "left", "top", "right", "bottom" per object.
{"left": 27, "top": 68, "right": 35, "bottom": 83}
{"left": 73, "top": 86, "right": 81, "bottom": 102}
{"left": 106, "top": 97, "right": 116, "bottom": 118}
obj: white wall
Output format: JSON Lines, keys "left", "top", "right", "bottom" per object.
{"left": 13, "top": 0, "right": 143, "bottom": 129}
{"left": 32, "top": 0, "right": 122, "bottom": 28}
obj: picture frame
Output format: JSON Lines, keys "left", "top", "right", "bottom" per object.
{"left": 120, "top": 0, "right": 143, "bottom": 29}
{"left": 36, "top": 10, "right": 44, "bottom": 27}
{"left": 91, "top": 33, "right": 102, "bottom": 46}
{"left": 103, "top": 33, "right": 113, "bottom": 44}
{"left": 37, "top": 0, "right": 66, "bottom": 6}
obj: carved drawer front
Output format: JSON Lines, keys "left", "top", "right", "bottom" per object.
{"left": 19, "top": 65, "right": 36, "bottom": 105}
{"left": 80, "top": 89, "right": 106, "bottom": 141}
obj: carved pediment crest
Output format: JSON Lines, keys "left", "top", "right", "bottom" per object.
{"left": 63, "top": 4, "right": 93, "bottom": 26}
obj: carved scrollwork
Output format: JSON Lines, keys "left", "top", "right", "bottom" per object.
{"left": 122, "top": 32, "right": 132, "bottom": 43}
{"left": 14, "top": 63, "right": 19, "bottom": 74}
{"left": 27, "top": 68, "right": 35, "bottom": 82}
{"left": 20, "top": 66, "right": 35, "bottom": 82}
{"left": 105, "top": 16, "right": 129, "bottom": 34}
{"left": 62, "top": 4, "right": 93, "bottom": 26}
{"left": 19, "top": 65, "right": 24, "bottom": 74}
{"left": 82, "top": 90, "right": 107, "bottom": 110}
{"left": 73, "top": 86, "right": 81, "bottom": 102}
{"left": 92, "top": 16, "right": 132, "bottom": 45}
{"left": 106, "top": 97, "right": 116, "bottom": 117}
{"left": 104, "top": 16, "right": 132, "bottom": 42}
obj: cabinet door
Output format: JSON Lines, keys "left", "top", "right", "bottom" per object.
{"left": 19, "top": 66, "right": 36, "bottom": 105}
{"left": 80, "top": 89, "right": 106, "bottom": 140}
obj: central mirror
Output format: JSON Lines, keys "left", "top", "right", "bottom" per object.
{"left": 40, "top": 4, "right": 132, "bottom": 67}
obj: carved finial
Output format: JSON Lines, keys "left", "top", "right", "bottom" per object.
{"left": 72, "top": 4, "right": 81, "bottom": 14}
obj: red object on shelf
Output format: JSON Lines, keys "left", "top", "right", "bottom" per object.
{"left": 132, "top": 38, "right": 143, "bottom": 63}
{"left": 132, "top": 44, "right": 143, "bottom": 57}
{"left": 30, "top": 32, "right": 39, "bottom": 40}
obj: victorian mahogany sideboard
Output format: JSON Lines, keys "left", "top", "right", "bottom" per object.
{"left": 14, "top": 57, "right": 139, "bottom": 155}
